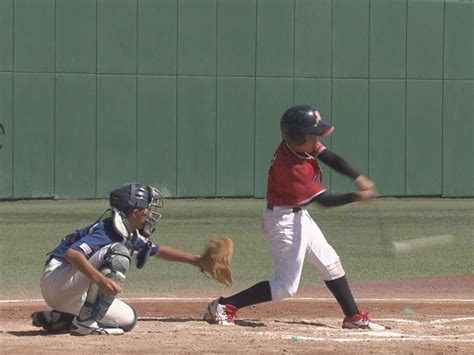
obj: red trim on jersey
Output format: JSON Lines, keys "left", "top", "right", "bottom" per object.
{"left": 299, "top": 189, "right": 326, "bottom": 205}
{"left": 266, "top": 141, "right": 326, "bottom": 206}
{"left": 314, "top": 142, "right": 327, "bottom": 156}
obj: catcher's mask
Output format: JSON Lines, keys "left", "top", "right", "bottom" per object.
{"left": 280, "top": 105, "right": 334, "bottom": 146}
{"left": 109, "top": 183, "right": 163, "bottom": 239}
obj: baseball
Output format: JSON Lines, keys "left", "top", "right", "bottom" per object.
{"left": 391, "top": 234, "right": 454, "bottom": 254}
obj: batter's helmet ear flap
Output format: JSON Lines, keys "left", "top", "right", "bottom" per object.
{"left": 281, "top": 119, "right": 306, "bottom": 146}
{"left": 280, "top": 105, "right": 334, "bottom": 144}
{"left": 112, "top": 208, "right": 133, "bottom": 240}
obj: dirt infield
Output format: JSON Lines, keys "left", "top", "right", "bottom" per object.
{"left": 1, "top": 275, "right": 473, "bottom": 353}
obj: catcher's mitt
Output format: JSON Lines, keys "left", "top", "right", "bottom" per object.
{"left": 197, "top": 237, "right": 234, "bottom": 286}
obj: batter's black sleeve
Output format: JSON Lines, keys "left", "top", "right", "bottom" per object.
{"left": 311, "top": 191, "right": 357, "bottom": 207}
{"left": 318, "top": 148, "right": 360, "bottom": 180}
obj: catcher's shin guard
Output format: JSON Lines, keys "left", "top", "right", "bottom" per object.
{"left": 78, "top": 243, "right": 131, "bottom": 322}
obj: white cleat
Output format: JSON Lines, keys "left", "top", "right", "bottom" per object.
{"left": 342, "top": 310, "right": 386, "bottom": 330}
{"left": 70, "top": 317, "right": 124, "bottom": 336}
{"left": 203, "top": 298, "right": 237, "bottom": 326}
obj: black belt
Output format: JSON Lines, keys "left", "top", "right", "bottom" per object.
{"left": 267, "top": 203, "right": 301, "bottom": 213}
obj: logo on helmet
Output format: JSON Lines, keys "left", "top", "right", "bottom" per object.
{"left": 314, "top": 110, "right": 322, "bottom": 124}
{"left": 280, "top": 105, "right": 334, "bottom": 146}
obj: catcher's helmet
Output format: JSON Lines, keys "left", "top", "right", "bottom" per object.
{"left": 109, "top": 183, "right": 163, "bottom": 237}
{"left": 110, "top": 183, "right": 154, "bottom": 213}
{"left": 280, "top": 105, "right": 334, "bottom": 146}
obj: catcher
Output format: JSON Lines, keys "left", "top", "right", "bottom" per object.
{"left": 31, "top": 182, "right": 233, "bottom": 336}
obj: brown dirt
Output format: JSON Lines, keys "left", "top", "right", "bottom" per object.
{"left": 1, "top": 275, "right": 473, "bottom": 354}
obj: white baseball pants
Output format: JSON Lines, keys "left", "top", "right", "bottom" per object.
{"left": 262, "top": 206, "right": 345, "bottom": 301}
{"left": 40, "top": 245, "right": 135, "bottom": 328}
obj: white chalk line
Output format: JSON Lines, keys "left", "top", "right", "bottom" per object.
{"left": 255, "top": 330, "right": 474, "bottom": 343}
{"left": 282, "top": 335, "right": 474, "bottom": 343}
{"left": 431, "top": 317, "right": 474, "bottom": 324}
{"left": 1, "top": 296, "right": 473, "bottom": 304}
{"left": 379, "top": 317, "right": 474, "bottom": 325}
{"left": 379, "top": 318, "right": 419, "bottom": 324}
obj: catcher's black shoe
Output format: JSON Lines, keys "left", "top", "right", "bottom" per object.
{"left": 31, "top": 310, "right": 74, "bottom": 333}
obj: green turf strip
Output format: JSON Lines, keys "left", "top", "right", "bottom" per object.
{"left": 0, "top": 198, "right": 472, "bottom": 298}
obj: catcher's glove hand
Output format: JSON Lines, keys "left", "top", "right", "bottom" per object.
{"left": 197, "top": 237, "right": 234, "bottom": 286}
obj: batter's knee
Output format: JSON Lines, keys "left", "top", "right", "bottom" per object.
{"left": 269, "top": 278, "right": 299, "bottom": 300}
{"left": 321, "top": 259, "right": 345, "bottom": 281}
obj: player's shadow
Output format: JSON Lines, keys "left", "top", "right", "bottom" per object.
{"left": 235, "top": 319, "right": 266, "bottom": 328}
{"left": 140, "top": 317, "right": 201, "bottom": 323}
{"left": 140, "top": 317, "right": 265, "bottom": 328}
{"left": 7, "top": 330, "right": 67, "bottom": 337}
{"left": 274, "top": 320, "right": 333, "bottom": 328}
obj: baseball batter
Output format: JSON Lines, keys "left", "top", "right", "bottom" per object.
{"left": 31, "top": 183, "right": 206, "bottom": 335}
{"left": 204, "top": 105, "right": 386, "bottom": 330}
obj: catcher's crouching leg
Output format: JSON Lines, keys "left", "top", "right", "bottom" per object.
{"left": 72, "top": 243, "right": 134, "bottom": 335}
{"left": 31, "top": 310, "right": 75, "bottom": 333}
{"left": 106, "top": 299, "right": 137, "bottom": 332}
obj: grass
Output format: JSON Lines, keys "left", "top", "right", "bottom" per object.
{"left": 0, "top": 198, "right": 472, "bottom": 298}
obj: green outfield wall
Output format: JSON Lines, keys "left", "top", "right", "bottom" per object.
{"left": 0, "top": 0, "right": 472, "bottom": 199}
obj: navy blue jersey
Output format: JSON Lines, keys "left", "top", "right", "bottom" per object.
{"left": 50, "top": 217, "right": 124, "bottom": 261}
{"left": 49, "top": 217, "right": 161, "bottom": 262}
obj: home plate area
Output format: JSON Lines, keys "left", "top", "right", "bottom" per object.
{"left": 2, "top": 275, "right": 474, "bottom": 354}
{"left": 1, "top": 299, "right": 474, "bottom": 353}
{"left": 134, "top": 307, "right": 474, "bottom": 353}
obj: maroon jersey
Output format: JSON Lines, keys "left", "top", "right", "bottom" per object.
{"left": 266, "top": 140, "right": 326, "bottom": 206}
